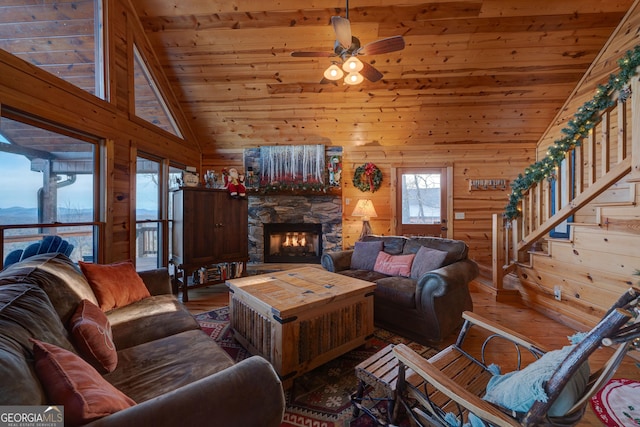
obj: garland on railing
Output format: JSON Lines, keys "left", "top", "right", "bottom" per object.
{"left": 504, "top": 45, "right": 640, "bottom": 221}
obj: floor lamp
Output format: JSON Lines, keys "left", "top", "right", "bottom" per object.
{"left": 352, "top": 199, "right": 378, "bottom": 241}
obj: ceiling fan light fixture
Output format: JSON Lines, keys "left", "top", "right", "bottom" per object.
{"left": 342, "top": 56, "right": 364, "bottom": 73}
{"left": 323, "top": 64, "right": 344, "bottom": 80}
{"left": 290, "top": 3, "right": 405, "bottom": 85}
{"left": 344, "top": 71, "right": 364, "bottom": 85}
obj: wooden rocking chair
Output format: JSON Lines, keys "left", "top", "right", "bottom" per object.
{"left": 393, "top": 287, "right": 640, "bottom": 427}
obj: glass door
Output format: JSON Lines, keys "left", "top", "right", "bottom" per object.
{"left": 396, "top": 167, "right": 448, "bottom": 237}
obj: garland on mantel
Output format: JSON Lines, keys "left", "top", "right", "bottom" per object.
{"left": 504, "top": 45, "right": 640, "bottom": 221}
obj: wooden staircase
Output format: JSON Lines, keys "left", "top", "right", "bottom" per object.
{"left": 491, "top": 71, "right": 640, "bottom": 299}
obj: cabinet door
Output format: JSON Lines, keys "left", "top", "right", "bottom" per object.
{"left": 179, "top": 189, "right": 217, "bottom": 266}
{"left": 214, "top": 194, "right": 248, "bottom": 261}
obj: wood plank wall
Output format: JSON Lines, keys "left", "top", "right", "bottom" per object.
{"left": 0, "top": 0, "right": 201, "bottom": 263}
{"left": 204, "top": 2, "right": 640, "bottom": 331}
{"left": 204, "top": 143, "right": 534, "bottom": 269}
{"left": 538, "top": 2, "right": 640, "bottom": 157}
{"left": 516, "top": 1, "right": 640, "bottom": 328}
{"left": 203, "top": 2, "right": 640, "bottom": 329}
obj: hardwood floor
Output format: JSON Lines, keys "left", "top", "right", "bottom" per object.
{"left": 181, "top": 279, "right": 639, "bottom": 426}
{"left": 180, "top": 283, "right": 230, "bottom": 314}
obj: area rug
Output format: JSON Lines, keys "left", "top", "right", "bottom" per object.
{"left": 195, "top": 307, "right": 438, "bottom": 427}
{"left": 590, "top": 378, "right": 640, "bottom": 426}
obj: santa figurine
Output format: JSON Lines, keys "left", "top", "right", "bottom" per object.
{"left": 226, "top": 168, "right": 246, "bottom": 198}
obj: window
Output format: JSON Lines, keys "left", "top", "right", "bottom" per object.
{"left": 133, "top": 46, "right": 182, "bottom": 137}
{"left": 549, "top": 152, "right": 575, "bottom": 238}
{"left": 136, "top": 156, "right": 160, "bottom": 270}
{"left": 135, "top": 155, "right": 183, "bottom": 271}
{"left": 0, "top": 0, "right": 106, "bottom": 99}
{"left": 0, "top": 111, "right": 102, "bottom": 267}
{"left": 168, "top": 165, "right": 183, "bottom": 261}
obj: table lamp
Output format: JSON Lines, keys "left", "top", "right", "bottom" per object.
{"left": 352, "top": 199, "right": 378, "bottom": 240}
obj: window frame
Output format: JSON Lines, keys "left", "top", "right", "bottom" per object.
{"left": 134, "top": 151, "right": 184, "bottom": 270}
{"left": 132, "top": 45, "right": 183, "bottom": 138}
{"left": 0, "top": 108, "right": 105, "bottom": 268}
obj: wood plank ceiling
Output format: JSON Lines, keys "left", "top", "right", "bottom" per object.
{"left": 0, "top": 1, "right": 634, "bottom": 155}
{"left": 131, "top": 0, "right": 635, "bottom": 152}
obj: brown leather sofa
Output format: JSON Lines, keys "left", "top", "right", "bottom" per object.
{"left": 321, "top": 235, "right": 479, "bottom": 344}
{"left": 0, "top": 252, "right": 285, "bottom": 427}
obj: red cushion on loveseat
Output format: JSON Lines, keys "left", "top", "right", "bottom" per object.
{"left": 69, "top": 299, "right": 117, "bottom": 373}
{"left": 31, "top": 339, "right": 135, "bottom": 426}
{"left": 79, "top": 261, "right": 150, "bottom": 311}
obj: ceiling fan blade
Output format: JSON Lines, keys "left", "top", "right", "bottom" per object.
{"left": 360, "top": 61, "right": 383, "bottom": 82}
{"left": 320, "top": 77, "right": 339, "bottom": 85}
{"left": 291, "top": 51, "right": 335, "bottom": 58}
{"left": 358, "top": 35, "right": 405, "bottom": 56}
{"left": 331, "top": 16, "right": 352, "bottom": 49}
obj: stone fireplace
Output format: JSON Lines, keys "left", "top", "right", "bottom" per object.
{"left": 248, "top": 194, "right": 342, "bottom": 264}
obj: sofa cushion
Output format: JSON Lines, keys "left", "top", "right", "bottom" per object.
{"left": 79, "top": 260, "right": 151, "bottom": 311}
{"left": 31, "top": 339, "right": 135, "bottom": 427}
{"left": 362, "top": 235, "right": 406, "bottom": 255}
{"left": 69, "top": 299, "right": 117, "bottom": 373}
{"left": 374, "top": 276, "right": 417, "bottom": 308}
{"left": 350, "top": 240, "right": 383, "bottom": 270}
{"left": 403, "top": 237, "right": 469, "bottom": 266}
{"left": 373, "top": 251, "right": 415, "bottom": 277}
{"left": 410, "top": 246, "right": 449, "bottom": 279}
{"left": 104, "top": 329, "right": 235, "bottom": 403}
{"left": 0, "top": 283, "right": 76, "bottom": 405}
{"left": 338, "top": 269, "right": 390, "bottom": 283}
{"left": 107, "top": 294, "right": 200, "bottom": 350}
{"left": 0, "top": 252, "right": 98, "bottom": 325}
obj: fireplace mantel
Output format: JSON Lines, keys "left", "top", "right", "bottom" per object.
{"left": 246, "top": 187, "right": 341, "bottom": 197}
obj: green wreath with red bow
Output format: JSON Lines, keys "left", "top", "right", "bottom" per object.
{"left": 353, "top": 162, "right": 382, "bottom": 192}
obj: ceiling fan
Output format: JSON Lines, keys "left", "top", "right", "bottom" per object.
{"left": 290, "top": 1, "right": 405, "bottom": 85}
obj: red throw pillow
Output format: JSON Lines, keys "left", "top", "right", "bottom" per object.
{"left": 79, "top": 260, "right": 150, "bottom": 311}
{"left": 31, "top": 339, "right": 135, "bottom": 427}
{"left": 69, "top": 299, "right": 117, "bottom": 373}
{"left": 373, "top": 251, "right": 415, "bottom": 277}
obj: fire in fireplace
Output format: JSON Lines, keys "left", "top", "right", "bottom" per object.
{"left": 263, "top": 223, "right": 322, "bottom": 263}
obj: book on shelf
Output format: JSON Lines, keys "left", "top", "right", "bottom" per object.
{"left": 193, "top": 261, "right": 245, "bottom": 284}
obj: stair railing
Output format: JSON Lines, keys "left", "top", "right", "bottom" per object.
{"left": 493, "top": 71, "right": 640, "bottom": 291}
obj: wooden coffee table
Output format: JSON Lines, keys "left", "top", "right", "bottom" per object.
{"left": 226, "top": 266, "right": 375, "bottom": 387}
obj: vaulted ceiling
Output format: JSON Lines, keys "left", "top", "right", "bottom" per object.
{"left": 131, "top": 0, "right": 635, "bottom": 152}
{"left": 0, "top": 1, "right": 634, "bottom": 155}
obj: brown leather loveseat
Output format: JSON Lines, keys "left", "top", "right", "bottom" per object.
{"left": 321, "top": 235, "right": 479, "bottom": 344}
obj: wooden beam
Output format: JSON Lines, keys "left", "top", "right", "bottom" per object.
{"left": 0, "top": 141, "right": 55, "bottom": 159}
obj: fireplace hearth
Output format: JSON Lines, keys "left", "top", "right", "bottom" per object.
{"left": 264, "top": 223, "right": 322, "bottom": 263}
